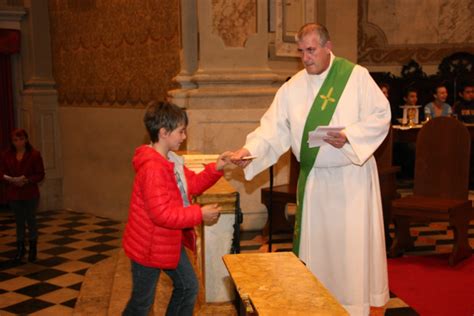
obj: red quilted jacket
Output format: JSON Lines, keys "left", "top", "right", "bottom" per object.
{"left": 122, "top": 145, "right": 223, "bottom": 269}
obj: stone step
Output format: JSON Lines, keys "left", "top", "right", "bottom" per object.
{"left": 73, "top": 254, "right": 117, "bottom": 316}
{"left": 74, "top": 249, "right": 237, "bottom": 315}
{"left": 107, "top": 249, "right": 132, "bottom": 315}
{"left": 107, "top": 249, "right": 175, "bottom": 315}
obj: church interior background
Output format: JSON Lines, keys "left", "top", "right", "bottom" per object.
{"left": 0, "top": 0, "right": 473, "bottom": 314}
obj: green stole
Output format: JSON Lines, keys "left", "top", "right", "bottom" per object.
{"left": 293, "top": 57, "right": 355, "bottom": 255}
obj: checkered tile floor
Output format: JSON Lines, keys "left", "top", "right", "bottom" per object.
{"left": 0, "top": 209, "right": 123, "bottom": 315}
{"left": 1, "top": 207, "right": 472, "bottom": 315}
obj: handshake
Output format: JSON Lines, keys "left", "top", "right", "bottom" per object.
{"left": 201, "top": 148, "right": 256, "bottom": 225}
{"left": 3, "top": 175, "right": 28, "bottom": 187}
{"left": 215, "top": 148, "right": 255, "bottom": 171}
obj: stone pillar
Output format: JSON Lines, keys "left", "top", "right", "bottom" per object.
{"left": 169, "top": 0, "right": 289, "bottom": 231}
{"left": 19, "top": 0, "right": 62, "bottom": 210}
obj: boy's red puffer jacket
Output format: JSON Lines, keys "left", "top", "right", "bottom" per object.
{"left": 122, "top": 145, "right": 223, "bottom": 269}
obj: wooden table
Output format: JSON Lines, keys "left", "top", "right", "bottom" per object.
{"left": 223, "top": 252, "right": 348, "bottom": 316}
{"left": 260, "top": 184, "right": 296, "bottom": 233}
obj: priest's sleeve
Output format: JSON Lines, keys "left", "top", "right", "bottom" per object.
{"left": 243, "top": 85, "right": 292, "bottom": 180}
{"left": 341, "top": 67, "right": 391, "bottom": 165}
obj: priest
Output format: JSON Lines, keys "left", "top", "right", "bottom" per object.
{"left": 231, "top": 23, "right": 390, "bottom": 316}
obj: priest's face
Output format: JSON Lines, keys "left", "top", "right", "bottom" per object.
{"left": 297, "top": 32, "right": 332, "bottom": 75}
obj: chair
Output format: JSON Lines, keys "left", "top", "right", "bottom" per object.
{"left": 373, "top": 128, "right": 401, "bottom": 250}
{"left": 389, "top": 117, "right": 473, "bottom": 265}
{"left": 260, "top": 152, "right": 299, "bottom": 251}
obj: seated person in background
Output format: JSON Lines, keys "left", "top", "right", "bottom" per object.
{"left": 403, "top": 87, "right": 418, "bottom": 106}
{"left": 394, "top": 88, "right": 418, "bottom": 180}
{"left": 379, "top": 82, "right": 390, "bottom": 99}
{"left": 402, "top": 87, "right": 420, "bottom": 124}
{"left": 424, "top": 84, "right": 452, "bottom": 119}
{"left": 379, "top": 82, "right": 399, "bottom": 124}
{"left": 452, "top": 82, "right": 474, "bottom": 123}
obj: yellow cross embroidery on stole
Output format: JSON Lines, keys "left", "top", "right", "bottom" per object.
{"left": 320, "top": 87, "right": 336, "bottom": 111}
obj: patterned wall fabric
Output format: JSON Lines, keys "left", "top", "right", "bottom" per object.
{"left": 211, "top": 0, "right": 257, "bottom": 47}
{"left": 48, "top": 0, "right": 181, "bottom": 107}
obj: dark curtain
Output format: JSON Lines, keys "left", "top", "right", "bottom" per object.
{"left": 0, "top": 29, "right": 20, "bottom": 205}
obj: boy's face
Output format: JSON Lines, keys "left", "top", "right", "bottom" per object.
{"left": 404, "top": 92, "right": 418, "bottom": 105}
{"left": 434, "top": 87, "right": 448, "bottom": 103}
{"left": 162, "top": 123, "right": 187, "bottom": 151}
{"left": 460, "top": 86, "right": 474, "bottom": 101}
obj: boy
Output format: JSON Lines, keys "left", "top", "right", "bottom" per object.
{"left": 403, "top": 87, "right": 418, "bottom": 106}
{"left": 122, "top": 101, "right": 230, "bottom": 316}
{"left": 424, "top": 84, "right": 452, "bottom": 119}
{"left": 453, "top": 82, "right": 474, "bottom": 123}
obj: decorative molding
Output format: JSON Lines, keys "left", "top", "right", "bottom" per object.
{"left": 274, "top": 0, "right": 316, "bottom": 57}
{"left": 48, "top": 0, "right": 181, "bottom": 107}
{"left": 211, "top": 0, "right": 257, "bottom": 47}
{"left": 24, "top": 78, "right": 56, "bottom": 90}
{"left": 358, "top": 0, "right": 474, "bottom": 65}
{"left": 0, "top": 6, "right": 26, "bottom": 29}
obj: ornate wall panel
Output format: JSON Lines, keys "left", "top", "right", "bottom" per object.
{"left": 358, "top": 0, "right": 474, "bottom": 65}
{"left": 274, "top": 0, "right": 317, "bottom": 57}
{"left": 211, "top": 0, "right": 257, "bottom": 47}
{"left": 48, "top": 0, "right": 181, "bottom": 107}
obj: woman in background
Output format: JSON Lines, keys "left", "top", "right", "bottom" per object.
{"left": 0, "top": 129, "right": 44, "bottom": 262}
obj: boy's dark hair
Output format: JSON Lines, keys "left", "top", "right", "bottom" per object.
{"left": 403, "top": 86, "right": 418, "bottom": 98}
{"left": 144, "top": 101, "right": 188, "bottom": 143}
{"left": 432, "top": 83, "right": 447, "bottom": 95}
{"left": 457, "top": 80, "right": 474, "bottom": 95}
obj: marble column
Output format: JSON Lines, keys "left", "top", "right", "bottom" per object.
{"left": 19, "top": 0, "right": 62, "bottom": 210}
{"left": 169, "top": 0, "right": 288, "bottom": 231}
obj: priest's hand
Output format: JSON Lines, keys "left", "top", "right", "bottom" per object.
{"left": 230, "top": 148, "right": 253, "bottom": 168}
{"left": 324, "top": 131, "right": 348, "bottom": 148}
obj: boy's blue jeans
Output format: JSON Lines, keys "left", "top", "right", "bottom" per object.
{"left": 122, "top": 247, "right": 199, "bottom": 316}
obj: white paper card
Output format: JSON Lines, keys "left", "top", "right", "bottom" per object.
{"left": 308, "top": 126, "right": 345, "bottom": 148}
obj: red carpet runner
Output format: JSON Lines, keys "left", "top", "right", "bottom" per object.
{"left": 387, "top": 254, "right": 474, "bottom": 315}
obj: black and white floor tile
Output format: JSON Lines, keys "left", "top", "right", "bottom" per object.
{"left": 0, "top": 209, "right": 123, "bottom": 315}
{"left": 1, "top": 207, "right": 472, "bottom": 315}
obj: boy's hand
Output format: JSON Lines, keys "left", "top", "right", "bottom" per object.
{"left": 230, "top": 148, "right": 252, "bottom": 168}
{"left": 216, "top": 151, "right": 232, "bottom": 171}
{"left": 201, "top": 203, "right": 221, "bottom": 225}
